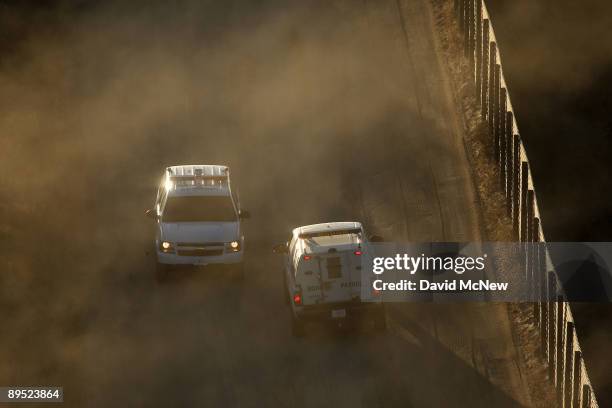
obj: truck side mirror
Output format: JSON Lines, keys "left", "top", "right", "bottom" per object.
{"left": 369, "top": 235, "right": 384, "bottom": 242}
{"left": 272, "top": 243, "right": 288, "bottom": 254}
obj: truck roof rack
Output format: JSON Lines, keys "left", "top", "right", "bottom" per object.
{"left": 165, "top": 165, "right": 230, "bottom": 190}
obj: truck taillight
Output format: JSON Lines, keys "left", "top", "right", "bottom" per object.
{"left": 354, "top": 250, "right": 362, "bottom": 256}
{"left": 293, "top": 293, "right": 302, "bottom": 305}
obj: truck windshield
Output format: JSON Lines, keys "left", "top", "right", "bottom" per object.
{"left": 162, "top": 196, "right": 237, "bottom": 222}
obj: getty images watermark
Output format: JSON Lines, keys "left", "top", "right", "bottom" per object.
{"left": 371, "top": 252, "right": 498, "bottom": 291}
{"left": 360, "top": 242, "right": 612, "bottom": 302}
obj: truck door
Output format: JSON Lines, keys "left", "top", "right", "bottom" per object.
{"left": 319, "top": 253, "right": 352, "bottom": 303}
{"left": 296, "top": 256, "right": 323, "bottom": 306}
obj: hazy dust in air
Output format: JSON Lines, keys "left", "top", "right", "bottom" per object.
{"left": 0, "top": 1, "right": 440, "bottom": 405}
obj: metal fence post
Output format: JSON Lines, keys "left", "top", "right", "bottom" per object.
{"left": 532, "top": 222, "right": 546, "bottom": 336}
{"left": 498, "top": 99, "right": 506, "bottom": 185}
{"left": 496, "top": 88, "right": 506, "bottom": 166}
{"left": 564, "top": 322, "right": 575, "bottom": 408}
{"left": 539, "top": 237, "right": 547, "bottom": 351}
{"left": 548, "top": 271, "right": 557, "bottom": 380}
{"left": 504, "top": 112, "right": 513, "bottom": 214}
{"left": 519, "top": 162, "right": 529, "bottom": 242}
{"left": 468, "top": 0, "right": 476, "bottom": 67}
{"left": 492, "top": 65, "right": 501, "bottom": 152}
{"left": 488, "top": 45, "right": 497, "bottom": 139}
{"left": 475, "top": 1, "right": 483, "bottom": 98}
{"left": 582, "top": 384, "right": 592, "bottom": 408}
{"left": 573, "top": 351, "right": 582, "bottom": 408}
{"left": 480, "top": 20, "right": 490, "bottom": 116}
{"left": 512, "top": 136, "right": 521, "bottom": 238}
{"left": 556, "top": 297, "right": 565, "bottom": 391}
{"left": 540, "top": 267, "right": 547, "bottom": 356}
{"left": 532, "top": 218, "right": 540, "bottom": 311}
{"left": 526, "top": 190, "right": 535, "bottom": 290}
{"left": 531, "top": 219, "right": 542, "bottom": 328}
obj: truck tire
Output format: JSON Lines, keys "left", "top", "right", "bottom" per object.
{"left": 291, "top": 314, "right": 305, "bottom": 337}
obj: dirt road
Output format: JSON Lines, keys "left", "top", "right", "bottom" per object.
{"left": 1, "top": 0, "right": 531, "bottom": 406}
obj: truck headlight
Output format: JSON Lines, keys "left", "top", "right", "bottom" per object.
{"left": 228, "top": 240, "right": 241, "bottom": 252}
{"left": 159, "top": 241, "right": 175, "bottom": 253}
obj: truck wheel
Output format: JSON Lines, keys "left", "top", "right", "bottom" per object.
{"left": 291, "top": 314, "right": 305, "bottom": 338}
{"left": 156, "top": 263, "right": 169, "bottom": 283}
{"left": 374, "top": 309, "right": 387, "bottom": 331}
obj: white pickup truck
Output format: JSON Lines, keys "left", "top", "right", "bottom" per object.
{"left": 146, "top": 165, "right": 250, "bottom": 282}
{"left": 273, "top": 222, "right": 385, "bottom": 336}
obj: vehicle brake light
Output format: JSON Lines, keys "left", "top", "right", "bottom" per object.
{"left": 303, "top": 255, "right": 311, "bottom": 261}
{"left": 293, "top": 293, "right": 302, "bottom": 305}
{"left": 354, "top": 250, "right": 362, "bottom": 256}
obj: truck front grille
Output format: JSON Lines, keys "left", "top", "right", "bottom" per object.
{"left": 177, "top": 249, "right": 224, "bottom": 257}
{"left": 177, "top": 242, "right": 224, "bottom": 248}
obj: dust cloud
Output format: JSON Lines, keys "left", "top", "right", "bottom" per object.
{"left": 0, "top": 1, "right": 449, "bottom": 406}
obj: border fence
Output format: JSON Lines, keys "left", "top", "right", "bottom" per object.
{"left": 453, "top": 1, "right": 599, "bottom": 407}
